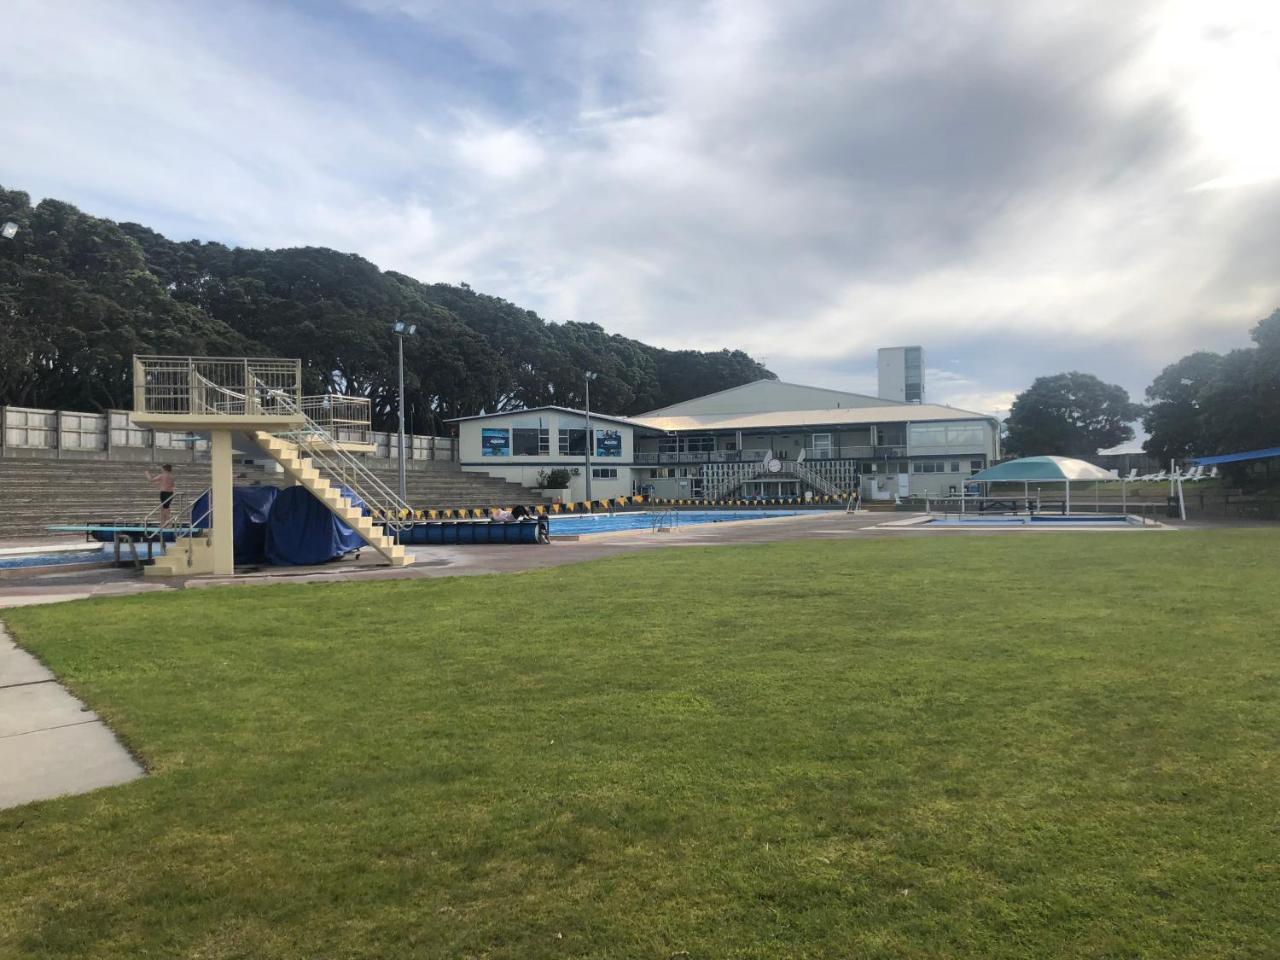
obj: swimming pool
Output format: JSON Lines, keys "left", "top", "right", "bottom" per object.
{"left": 549, "top": 509, "right": 803, "bottom": 535}
{"left": 927, "top": 514, "right": 1134, "bottom": 527}
{"left": 0, "top": 546, "right": 113, "bottom": 570}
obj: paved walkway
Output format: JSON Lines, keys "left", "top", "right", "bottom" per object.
{"left": 0, "top": 625, "right": 143, "bottom": 809}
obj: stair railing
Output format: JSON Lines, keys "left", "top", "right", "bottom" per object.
{"left": 249, "top": 378, "right": 415, "bottom": 533}
{"left": 787, "top": 459, "right": 844, "bottom": 497}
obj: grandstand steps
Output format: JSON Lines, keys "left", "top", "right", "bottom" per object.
{"left": 0, "top": 455, "right": 550, "bottom": 537}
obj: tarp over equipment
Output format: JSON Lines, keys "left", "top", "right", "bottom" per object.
{"left": 264, "top": 485, "right": 366, "bottom": 566}
{"left": 192, "top": 485, "right": 280, "bottom": 564}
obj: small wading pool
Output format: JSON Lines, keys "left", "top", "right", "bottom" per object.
{"left": 927, "top": 514, "right": 1135, "bottom": 527}
{"left": 0, "top": 546, "right": 114, "bottom": 570}
{"left": 549, "top": 509, "right": 804, "bottom": 535}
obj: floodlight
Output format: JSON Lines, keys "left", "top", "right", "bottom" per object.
{"left": 0, "top": 222, "right": 17, "bottom": 240}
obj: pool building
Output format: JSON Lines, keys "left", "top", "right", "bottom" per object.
{"left": 449, "top": 379, "right": 1000, "bottom": 504}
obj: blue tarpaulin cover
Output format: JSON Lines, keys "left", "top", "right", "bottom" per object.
{"left": 192, "top": 486, "right": 280, "bottom": 564}
{"left": 263, "top": 485, "right": 366, "bottom": 566}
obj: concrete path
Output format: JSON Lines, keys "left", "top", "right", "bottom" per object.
{"left": 0, "top": 625, "right": 143, "bottom": 809}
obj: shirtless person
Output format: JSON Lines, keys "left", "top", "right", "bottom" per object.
{"left": 145, "top": 464, "right": 176, "bottom": 526}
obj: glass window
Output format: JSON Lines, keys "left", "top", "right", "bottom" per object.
{"left": 971, "top": 459, "right": 985, "bottom": 471}
{"left": 950, "top": 461, "right": 960, "bottom": 472}
{"left": 558, "top": 429, "right": 586, "bottom": 456}
{"left": 512, "top": 428, "right": 547, "bottom": 456}
{"left": 591, "top": 467, "right": 618, "bottom": 479}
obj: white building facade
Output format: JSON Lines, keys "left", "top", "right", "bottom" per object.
{"left": 450, "top": 380, "right": 1000, "bottom": 503}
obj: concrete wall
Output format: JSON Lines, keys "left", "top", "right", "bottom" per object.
{"left": 0, "top": 404, "right": 456, "bottom": 464}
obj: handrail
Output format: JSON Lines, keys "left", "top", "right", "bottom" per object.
{"left": 248, "top": 374, "right": 415, "bottom": 532}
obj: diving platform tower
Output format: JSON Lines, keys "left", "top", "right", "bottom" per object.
{"left": 130, "top": 356, "right": 412, "bottom": 576}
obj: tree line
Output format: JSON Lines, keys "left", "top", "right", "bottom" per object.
{"left": 0, "top": 186, "right": 773, "bottom": 433}
{"left": 1004, "top": 309, "right": 1280, "bottom": 466}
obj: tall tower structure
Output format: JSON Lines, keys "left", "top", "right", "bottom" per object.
{"left": 877, "top": 346, "right": 925, "bottom": 403}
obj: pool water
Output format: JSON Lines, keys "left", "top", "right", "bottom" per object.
{"left": 549, "top": 509, "right": 803, "bottom": 535}
{"left": 0, "top": 546, "right": 112, "bottom": 570}
{"left": 927, "top": 515, "right": 1132, "bottom": 526}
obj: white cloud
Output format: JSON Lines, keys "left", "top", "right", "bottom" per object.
{"left": 2, "top": 0, "right": 1278, "bottom": 409}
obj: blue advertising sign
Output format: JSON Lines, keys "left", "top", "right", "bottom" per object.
{"left": 595, "top": 429, "right": 622, "bottom": 457}
{"left": 481, "top": 428, "right": 510, "bottom": 457}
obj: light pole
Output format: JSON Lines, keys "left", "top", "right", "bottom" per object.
{"left": 392, "top": 320, "right": 417, "bottom": 503}
{"left": 584, "top": 371, "right": 598, "bottom": 503}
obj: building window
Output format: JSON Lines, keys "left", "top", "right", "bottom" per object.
{"left": 591, "top": 467, "right": 618, "bottom": 479}
{"left": 481, "top": 428, "right": 510, "bottom": 457}
{"left": 558, "top": 428, "right": 586, "bottom": 456}
{"left": 950, "top": 461, "right": 961, "bottom": 472}
{"left": 512, "top": 428, "right": 548, "bottom": 456}
{"left": 971, "top": 459, "right": 985, "bottom": 472}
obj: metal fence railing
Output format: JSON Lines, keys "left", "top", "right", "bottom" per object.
{"left": 132, "top": 356, "right": 303, "bottom": 418}
{"left": 302, "top": 395, "right": 372, "bottom": 446}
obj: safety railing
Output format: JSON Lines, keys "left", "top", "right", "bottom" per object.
{"left": 132, "top": 356, "right": 303, "bottom": 417}
{"left": 249, "top": 376, "right": 415, "bottom": 534}
{"left": 789, "top": 459, "right": 844, "bottom": 496}
{"left": 301, "top": 395, "right": 372, "bottom": 447}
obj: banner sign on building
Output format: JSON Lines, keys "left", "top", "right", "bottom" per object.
{"left": 481, "top": 428, "right": 510, "bottom": 457}
{"left": 595, "top": 429, "right": 622, "bottom": 457}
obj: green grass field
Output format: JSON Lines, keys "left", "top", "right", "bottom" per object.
{"left": 2, "top": 530, "right": 1277, "bottom": 958}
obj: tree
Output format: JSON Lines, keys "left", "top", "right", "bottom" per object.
{"left": 1, "top": 181, "right": 775, "bottom": 423}
{"left": 1004, "top": 372, "right": 1143, "bottom": 457}
{"left": 1142, "top": 352, "right": 1223, "bottom": 464}
{"left": 1142, "top": 308, "right": 1280, "bottom": 465}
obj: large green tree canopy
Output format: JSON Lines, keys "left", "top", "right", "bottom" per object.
{"left": 1143, "top": 309, "right": 1280, "bottom": 463}
{"left": 0, "top": 185, "right": 774, "bottom": 432}
{"left": 1004, "top": 372, "right": 1143, "bottom": 457}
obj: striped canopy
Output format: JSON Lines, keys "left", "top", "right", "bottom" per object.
{"left": 969, "top": 456, "right": 1115, "bottom": 483}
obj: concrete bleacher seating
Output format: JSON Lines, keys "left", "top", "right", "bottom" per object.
{"left": 0, "top": 455, "right": 548, "bottom": 538}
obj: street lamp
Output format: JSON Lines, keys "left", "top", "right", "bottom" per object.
{"left": 584, "top": 371, "right": 598, "bottom": 503}
{"left": 0, "top": 222, "right": 17, "bottom": 240}
{"left": 392, "top": 320, "right": 417, "bottom": 503}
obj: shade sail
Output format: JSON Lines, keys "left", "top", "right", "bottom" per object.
{"left": 1193, "top": 446, "right": 1280, "bottom": 466}
{"left": 969, "top": 456, "right": 1116, "bottom": 483}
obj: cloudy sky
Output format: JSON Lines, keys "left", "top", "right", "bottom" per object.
{"left": 4, "top": 0, "right": 1279, "bottom": 420}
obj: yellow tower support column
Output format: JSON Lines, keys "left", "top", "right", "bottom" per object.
{"left": 210, "top": 429, "right": 235, "bottom": 576}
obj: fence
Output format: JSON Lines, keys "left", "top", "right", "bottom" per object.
{"left": 0, "top": 404, "right": 458, "bottom": 463}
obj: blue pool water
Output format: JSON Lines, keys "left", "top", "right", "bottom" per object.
{"left": 0, "top": 546, "right": 112, "bottom": 570}
{"left": 549, "top": 510, "right": 803, "bottom": 535}
{"left": 928, "top": 515, "right": 1131, "bottom": 526}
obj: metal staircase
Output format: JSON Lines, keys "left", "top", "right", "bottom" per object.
{"left": 703, "top": 450, "right": 846, "bottom": 500}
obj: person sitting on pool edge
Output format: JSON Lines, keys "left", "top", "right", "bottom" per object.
{"left": 144, "top": 464, "right": 176, "bottom": 527}
{"left": 490, "top": 506, "right": 514, "bottom": 521}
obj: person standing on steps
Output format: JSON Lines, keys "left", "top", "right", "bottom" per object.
{"left": 145, "top": 464, "right": 176, "bottom": 528}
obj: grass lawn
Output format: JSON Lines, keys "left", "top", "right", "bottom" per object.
{"left": 2, "top": 530, "right": 1277, "bottom": 958}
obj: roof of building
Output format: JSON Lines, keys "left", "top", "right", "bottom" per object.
{"left": 632, "top": 403, "right": 996, "bottom": 433}
{"left": 635, "top": 378, "right": 904, "bottom": 417}
{"left": 444, "top": 406, "right": 653, "bottom": 430}
{"left": 970, "top": 456, "right": 1115, "bottom": 483}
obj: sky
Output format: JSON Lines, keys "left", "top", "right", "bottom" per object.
{"left": 4, "top": 0, "right": 1280, "bottom": 425}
